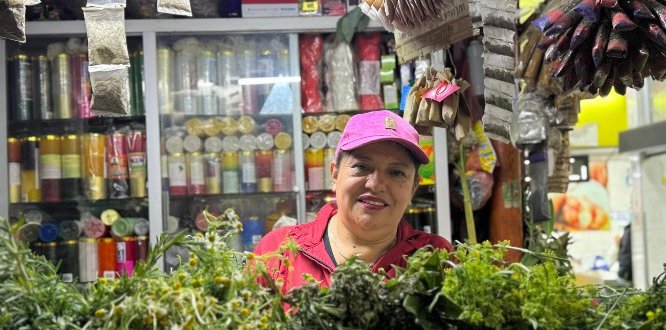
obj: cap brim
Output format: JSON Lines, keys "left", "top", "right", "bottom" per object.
{"left": 338, "top": 136, "right": 430, "bottom": 165}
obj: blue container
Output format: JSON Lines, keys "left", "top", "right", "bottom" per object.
{"left": 38, "top": 223, "right": 58, "bottom": 243}
{"left": 242, "top": 216, "right": 264, "bottom": 251}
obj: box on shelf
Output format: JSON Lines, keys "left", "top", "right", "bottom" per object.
{"left": 241, "top": 0, "right": 299, "bottom": 17}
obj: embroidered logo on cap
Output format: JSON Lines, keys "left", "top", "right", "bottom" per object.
{"left": 384, "top": 117, "right": 396, "bottom": 130}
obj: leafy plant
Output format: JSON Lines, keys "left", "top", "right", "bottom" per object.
{"left": 1, "top": 213, "right": 665, "bottom": 330}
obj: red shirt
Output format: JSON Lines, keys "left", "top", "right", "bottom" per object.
{"left": 253, "top": 203, "right": 453, "bottom": 293}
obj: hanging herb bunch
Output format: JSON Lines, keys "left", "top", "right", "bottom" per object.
{"left": 533, "top": 0, "right": 666, "bottom": 96}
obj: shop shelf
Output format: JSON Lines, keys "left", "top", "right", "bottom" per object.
{"left": 8, "top": 116, "right": 146, "bottom": 136}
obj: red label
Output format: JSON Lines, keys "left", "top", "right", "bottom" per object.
{"left": 423, "top": 81, "right": 460, "bottom": 102}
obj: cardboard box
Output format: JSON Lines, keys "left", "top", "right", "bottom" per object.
{"left": 241, "top": 0, "right": 299, "bottom": 17}
{"left": 323, "top": 0, "right": 346, "bottom": 16}
{"left": 394, "top": 0, "right": 473, "bottom": 63}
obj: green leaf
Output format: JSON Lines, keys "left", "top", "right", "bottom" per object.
{"left": 404, "top": 294, "right": 445, "bottom": 330}
{"left": 428, "top": 292, "right": 462, "bottom": 318}
{"left": 335, "top": 7, "right": 370, "bottom": 44}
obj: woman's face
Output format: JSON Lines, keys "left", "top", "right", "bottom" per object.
{"left": 331, "top": 141, "right": 418, "bottom": 236}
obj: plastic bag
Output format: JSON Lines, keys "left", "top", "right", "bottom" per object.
{"left": 89, "top": 64, "right": 130, "bottom": 116}
{"left": 0, "top": 0, "right": 26, "bottom": 43}
{"left": 526, "top": 145, "right": 550, "bottom": 222}
{"left": 83, "top": 6, "right": 129, "bottom": 66}
{"left": 191, "top": 0, "right": 219, "bottom": 17}
{"left": 356, "top": 33, "right": 383, "bottom": 111}
{"left": 465, "top": 170, "right": 494, "bottom": 211}
{"left": 300, "top": 34, "right": 324, "bottom": 113}
{"left": 127, "top": 0, "right": 172, "bottom": 18}
{"left": 327, "top": 42, "right": 358, "bottom": 111}
{"left": 510, "top": 93, "right": 548, "bottom": 147}
{"left": 157, "top": 0, "right": 192, "bottom": 16}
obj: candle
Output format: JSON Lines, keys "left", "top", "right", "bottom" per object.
{"left": 168, "top": 153, "right": 187, "bottom": 196}
{"left": 187, "top": 152, "right": 206, "bottom": 195}
{"left": 21, "top": 136, "right": 41, "bottom": 202}
{"left": 83, "top": 133, "right": 106, "bottom": 200}
{"left": 39, "top": 135, "right": 62, "bottom": 202}
{"left": 255, "top": 150, "right": 273, "bottom": 193}
{"left": 61, "top": 134, "right": 82, "bottom": 200}
{"left": 8, "top": 137, "right": 21, "bottom": 203}
{"left": 221, "top": 151, "right": 240, "bottom": 194}
{"left": 107, "top": 132, "right": 130, "bottom": 199}
{"left": 272, "top": 149, "right": 292, "bottom": 192}
{"left": 127, "top": 130, "right": 147, "bottom": 198}
{"left": 240, "top": 151, "right": 257, "bottom": 193}
{"left": 305, "top": 148, "right": 324, "bottom": 191}
{"left": 97, "top": 238, "right": 117, "bottom": 279}
{"left": 79, "top": 238, "right": 98, "bottom": 282}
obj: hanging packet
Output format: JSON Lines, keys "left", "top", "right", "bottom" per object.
{"left": 157, "top": 0, "right": 193, "bottom": 16}
{"left": 83, "top": 1, "right": 130, "bottom": 116}
{"left": 0, "top": 0, "right": 26, "bottom": 43}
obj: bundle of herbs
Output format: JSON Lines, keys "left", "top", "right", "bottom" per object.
{"left": 1, "top": 212, "right": 665, "bottom": 329}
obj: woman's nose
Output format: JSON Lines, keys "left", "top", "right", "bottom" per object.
{"left": 365, "top": 170, "right": 387, "bottom": 192}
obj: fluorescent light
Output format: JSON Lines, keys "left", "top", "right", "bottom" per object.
{"left": 238, "top": 76, "right": 301, "bottom": 85}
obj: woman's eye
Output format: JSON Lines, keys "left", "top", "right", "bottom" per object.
{"left": 352, "top": 163, "right": 370, "bottom": 171}
{"left": 391, "top": 170, "right": 407, "bottom": 177}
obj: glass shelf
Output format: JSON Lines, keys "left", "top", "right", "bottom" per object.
{"left": 8, "top": 116, "right": 146, "bottom": 136}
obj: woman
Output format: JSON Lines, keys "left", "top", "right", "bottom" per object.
{"left": 254, "top": 110, "right": 452, "bottom": 292}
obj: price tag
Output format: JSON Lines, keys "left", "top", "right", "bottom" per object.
{"left": 423, "top": 81, "right": 460, "bottom": 102}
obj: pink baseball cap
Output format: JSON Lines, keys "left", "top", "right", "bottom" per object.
{"left": 334, "top": 110, "right": 429, "bottom": 164}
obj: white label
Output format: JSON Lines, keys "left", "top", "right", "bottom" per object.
{"left": 423, "top": 225, "right": 432, "bottom": 234}
{"left": 62, "top": 273, "right": 73, "bottom": 283}
{"left": 161, "top": 155, "right": 169, "bottom": 178}
{"left": 116, "top": 242, "right": 126, "bottom": 262}
{"left": 9, "top": 163, "right": 20, "bottom": 185}
{"left": 324, "top": 153, "right": 334, "bottom": 190}
{"left": 273, "top": 157, "right": 288, "bottom": 185}
{"left": 168, "top": 158, "right": 187, "bottom": 186}
{"left": 39, "top": 154, "right": 62, "bottom": 180}
{"left": 358, "top": 61, "right": 381, "bottom": 95}
{"left": 241, "top": 162, "right": 257, "bottom": 184}
{"left": 223, "top": 171, "right": 240, "bottom": 193}
{"left": 308, "top": 167, "right": 325, "bottom": 190}
{"left": 103, "top": 271, "right": 115, "bottom": 279}
{"left": 189, "top": 159, "right": 205, "bottom": 185}
{"left": 251, "top": 234, "right": 263, "bottom": 244}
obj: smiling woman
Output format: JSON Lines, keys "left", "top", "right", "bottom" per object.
{"left": 254, "top": 110, "right": 452, "bottom": 293}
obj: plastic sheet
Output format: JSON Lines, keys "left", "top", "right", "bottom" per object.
{"left": 191, "top": 0, "right": 219, "bottom": 17}
{"left": 0, "top": 0, "right": 26, "bottom": 43}
{"left": 157, "top": 0, "right": 192, "bottom": 16}
{"left": 356, "top": 32, "right": 383, "bottom": 111}
{"left": 89, "top": 65, "right": 130, "bottom": 116}
{"left": 83, "top": 6, "right": 129, "bottom": 66}
{"left": 300, "top": 34, "right": 324, "bottom": 113}
{"left": 326, "top": 42, "right": 358, "bottom": 111}
{"left": 510, "top": 93, "right": 548, "bottom": 147}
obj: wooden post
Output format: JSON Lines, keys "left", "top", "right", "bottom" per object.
{"left": 489, "top": 140, "right": 523, "bottom": 263}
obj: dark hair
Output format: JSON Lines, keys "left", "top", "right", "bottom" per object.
{"left": 335, "top": 146, "right": 421, "bottom": 184}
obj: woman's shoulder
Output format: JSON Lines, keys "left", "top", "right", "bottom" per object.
{"left": 254, "top": 221, "right": 317, "bottom": 255}
{"left": 407, "top": 229, "right": 454, "bottom": 251}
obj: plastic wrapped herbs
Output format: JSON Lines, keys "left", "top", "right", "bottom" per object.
{"left": 157, "top": 0, "right": 192, "bottom": 16}
{"left": 83, "top": 2, "right": 130, "bottom": 116}
{"left": 510, "top": 93, "right": 549, "bottom": 148}
{"left": 83, "top": 6, "right": 129, "bottom": 66}
{"left": 0, "top": 0, "right": 26, "bottom": 43}
{"left": 89, "top": 65, "right": 130, "bottom": 117}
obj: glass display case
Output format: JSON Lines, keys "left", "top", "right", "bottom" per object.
{"left": 155, "top": 33, "right": 302, "bottom": 269}
{"left": 3, "top": 36, "right": 148, "bottom": 282}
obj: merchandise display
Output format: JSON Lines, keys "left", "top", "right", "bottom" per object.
{"left": 4, "top": 34, "right": 147, "bottom": 283}
{"left": 157, "top": 33, "right": 299, "bottom": 263}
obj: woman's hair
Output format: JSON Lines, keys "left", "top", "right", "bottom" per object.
{"left": 335, "top": 146, "right": 422, "bottom": 185}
